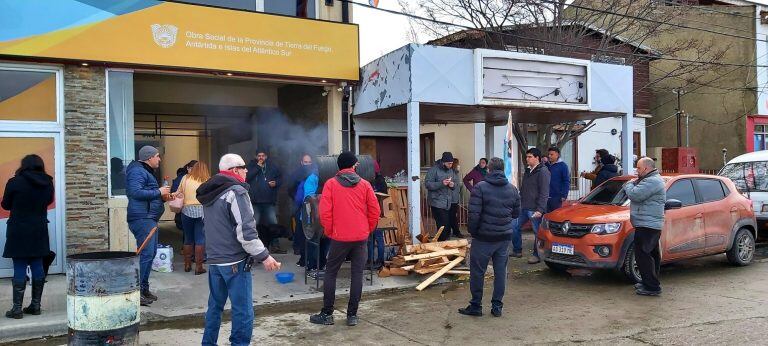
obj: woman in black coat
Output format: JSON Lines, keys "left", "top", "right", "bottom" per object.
{"left": 3, "top": 154, "right": 54, "bottom": 319}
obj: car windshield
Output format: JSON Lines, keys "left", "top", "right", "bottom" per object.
{"left": 719, "top": 161, "right": 768, "bottom": 192}
{"left": 581, "top": 179, "right": 628, "bottom": 205}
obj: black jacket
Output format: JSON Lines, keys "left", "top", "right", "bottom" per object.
{"left": 467, "top": 171, "right": 521, "bottom": 242}
{"left": 2, "top": 171, "right": 54, "bottom": 259}
{"left": 246, "top": 159, "right": 282, "bottom": 205}
{"left": 520, "top": 164, "right": 550, "bottom": 213}
{"left": 594, "top": 164, "right": 619, "bottom": 188}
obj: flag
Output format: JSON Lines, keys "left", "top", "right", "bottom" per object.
{"left": 369, "top": 0, "right": 380, "bottom": 7}
{"left": 503, "top": 111, "right": 518, "bottom": 187}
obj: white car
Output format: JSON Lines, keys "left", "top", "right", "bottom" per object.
{"left": 719, "top": 150, "right": 768, "bottom": 239}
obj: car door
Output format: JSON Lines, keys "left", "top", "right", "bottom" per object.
{"left": 662, "top": 179, "right": 706, "bottom": 261}
{"left": 693, "top": 178, "right": 731, "bottom": 254}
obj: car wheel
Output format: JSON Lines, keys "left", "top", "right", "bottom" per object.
{"left": 620, "top": 245, "right": 642, "bottom": 283}
{"left": 544, "top": 261, "right": 569, "bottom": 273}
{"left": 726, "top": 228, "right": 755, "bottom": 266}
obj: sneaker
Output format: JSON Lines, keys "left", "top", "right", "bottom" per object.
{"left": 457, "top": 305, "right": 483, "bottom": 317}
{"left": 346, "top": 315, "right": 359, "bottom": 326}
{"left": 527, "top": 256, "right": 541, "bottom": 264}
{"left": 491, "top": 306, "right": 502, "bottom": 317}
{"left": 310, "top": 312, "right": 334, "bottom": 325}
{"left": 634, "top": 283, "right": 644, "bottom": 290}
{"left": 510, "top": 252, "right": 523, "bottom": 258}
{"left": 636, "top": 288, "right": 661, "bottom": 297}
{"left": 140, "top": 296, "right": 153, "bottom": 306}
{"left": 141, "top": 290, "right": 158, "bottom": 302}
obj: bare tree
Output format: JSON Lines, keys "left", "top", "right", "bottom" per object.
{"left": 398, "top": 0, "right": 728, "bottom": 168}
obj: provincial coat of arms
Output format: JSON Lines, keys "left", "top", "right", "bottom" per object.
{"left": 151, "top": 24, "right": 178, "bottom": 48}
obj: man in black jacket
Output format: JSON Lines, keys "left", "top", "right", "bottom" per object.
{"left": 246, "top": 150, "right": 283, "bottom": 251}
{"left": 511, "top": 148, "right": 550, "bottom": 264}
{"left": 459, "top": 157, "right": 520, "bottom": 318}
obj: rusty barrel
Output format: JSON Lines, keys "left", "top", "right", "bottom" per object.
{"left": 316, "top": 154, "right": 375, "bottom": 184}
{"left": 66, "top": 252, "right": 140, "bottom": 345}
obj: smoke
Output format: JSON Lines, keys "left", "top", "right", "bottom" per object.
{"left": 252, "top": 107, "right": 328, "bottom": 169}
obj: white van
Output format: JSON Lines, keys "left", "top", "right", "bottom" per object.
{"left": 719, "top": 150, "right": 768, "bottom": 238}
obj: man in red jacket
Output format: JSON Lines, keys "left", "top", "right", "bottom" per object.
{"left": 310, "top": 152, "right": 380, "bottom": 327}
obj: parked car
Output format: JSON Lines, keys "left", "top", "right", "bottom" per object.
{"left": 538, "top": 174, "right": 757, "bottom": 282}
{"left": 719, "top": 150, "right": 768, "bottom": 239}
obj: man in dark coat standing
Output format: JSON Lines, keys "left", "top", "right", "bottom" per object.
{"left": 246, "top": 150, "right": 283, "bottom": 252}
{"left": 459, "top": 157, "right": 520, "bottom": 318}
{"left": 511, "top": 148, "right": 550, "bottom": 264}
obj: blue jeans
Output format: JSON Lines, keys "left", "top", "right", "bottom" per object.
{"left": 203, "top": 261, "right": 253, "bottom": 346}
{"left": 512, "top": 209, "right": 541, "bottom": 257}
{"left": 13, "top": 258, "right": 44, "bottom": 283}
{"left": 367, "top": 229, "right": 385, "bottom": 263}
{"left": 181, "top": 214, "right": 205, "bottom": 246}
{"left": 253, "top": 203, "right": 277, "bottom": 225}
{"left": 128, "top": 219, "right": 158, "bottom": 291}
{"left": 469, "top": 240, "right": 510, "bottom": 309}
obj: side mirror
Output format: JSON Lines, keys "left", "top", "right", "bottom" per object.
{"left": 665, "top": 199, "right": 682, "bottom": 210}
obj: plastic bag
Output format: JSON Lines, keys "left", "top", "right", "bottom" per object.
{"left": 152, "top": 244, "right": 174, "bottom": 272}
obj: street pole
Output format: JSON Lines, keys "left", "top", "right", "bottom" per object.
{"left": 685, "top": 111, "right": 689, "bottom": 147}
{"left": 673, "top": 88, "right": 684, "bottom": 147}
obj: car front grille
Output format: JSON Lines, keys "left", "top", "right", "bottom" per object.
{"left": 548, "top": 222, "right": 592, "bottom": 238}
{"left": 547, "top": 253, "right": 587, "bottom": 264}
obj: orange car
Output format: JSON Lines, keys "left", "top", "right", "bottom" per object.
{"left": 538, "top": 174, "right": 757, "bottom": 281}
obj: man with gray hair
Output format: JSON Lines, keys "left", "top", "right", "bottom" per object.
{"left": 126, "top": 145, "right": 169, "bottom": 306}
{"left": 623, "top": 157, "right": 666, "bottom": 296}
{"left": 196, "top": 153, "right": 281, "bottom": 345}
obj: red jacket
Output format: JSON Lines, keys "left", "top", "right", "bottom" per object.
{"left": 320, "top": 169, "right": 381, "bottom": 242}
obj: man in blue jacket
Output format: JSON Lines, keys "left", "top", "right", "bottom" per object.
{"left": 126, "top": 146, "right": 169, "bottom": 306}
{"left": 459, "top": 158, "right": 520, "bottom": 318}
{"left": 546, "top": 147, "right": 570, "bottom": 212}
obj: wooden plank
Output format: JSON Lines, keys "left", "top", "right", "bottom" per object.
{"left": 389, "top": 267, "right": 409, "bottom": 276}
{"left": 400, "top": 264, "right": 415, "bottom": 271}
{"left": 416, "top": 257, "right": 465, "bottom": 291}
{"left": 406, "top": 239, "right": 468, "bottom": 253}
{"left": 402, "top": 249, "right": 460, "bottom": 261}
{"left": 378, "top": 267, "right": 391, "bottom": 277}
{"left": 446, "top": 270, "right": 471, "bottom": 275}
{"left": 431, "top": 226, "right": 445, "bottom": 242}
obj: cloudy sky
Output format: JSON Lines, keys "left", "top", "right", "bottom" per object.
{"left": 352, "top": 0, "right": 420, "bottom": 64}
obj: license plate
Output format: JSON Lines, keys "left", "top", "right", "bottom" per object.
{"left": 552, "top": 243, "right": 574, "bottom": 255}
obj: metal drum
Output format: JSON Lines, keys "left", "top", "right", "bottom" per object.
{"left": 315, "top": 154, "right": 375, "bottom": 184}
{"left": 67, "top": 252, "right": 140, "bottom": 345}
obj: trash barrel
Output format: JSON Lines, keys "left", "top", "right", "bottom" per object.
{"left": 67, "top": 251, "right": 141, "bottom": 345}
{"left": 315, "top": 154, "right": 375, "bottom": 184}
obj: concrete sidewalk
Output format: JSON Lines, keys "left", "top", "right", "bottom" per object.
{"left": 0, "top": 247, "right": 430, "bottom": 343}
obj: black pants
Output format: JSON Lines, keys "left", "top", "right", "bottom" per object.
{"left": 469, "top": 240, "right": 510, "bottom": 309}
{"left": 431, "top": 206, "right": 451, "bottom": 241}
{"left": 449, "top": 203, "right": 462, "bottom": 237}
{"left": 322, "top": 239, "right": 367, "bottom": 316}
{"left": 634, "top": 227, "right": 662, "bottom": 291}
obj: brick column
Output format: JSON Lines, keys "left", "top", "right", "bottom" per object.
{"left": 64, "top": 66, "right": 109, "bottom": 254}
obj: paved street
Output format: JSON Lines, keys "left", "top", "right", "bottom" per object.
{"left": 16, "top": 249, "right": 768, "bottom": 345}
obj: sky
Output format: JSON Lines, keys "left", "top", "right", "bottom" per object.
{"left": 352, "top": 0, "right": 420, "bottom": 64}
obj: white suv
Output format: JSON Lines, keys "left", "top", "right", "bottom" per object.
{"left": 720, "top": 150, "right": 768, "bottom": 239}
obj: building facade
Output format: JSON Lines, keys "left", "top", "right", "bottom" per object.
{"left": 0, "top": 0, "right": 359, "bottom": 277}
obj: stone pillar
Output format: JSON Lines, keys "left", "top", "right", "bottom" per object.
{"left": 327, "top": 88, "right": 343, "bottom": 155}
{"left": 64, "top": 66, "right": 109, "bottom": 254}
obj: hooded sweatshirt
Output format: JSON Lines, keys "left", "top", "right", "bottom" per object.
{"left": 2, "top": 170, "right": 54, "bottom": 258}
{"left": 196, "top": 173, "right": 269, "bottom": 264}
{"left": 467, "top": 171, "right": 521, "bottom": 242}
{"left": 319, "top": 168, "right": 381, "bottom": 242}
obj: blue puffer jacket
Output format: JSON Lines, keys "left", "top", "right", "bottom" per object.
{"left": 126, "top": 161, "right": 165, "bottom": 222}
{"left": 467, "top": 171, "right": 521, "bottom": 242}
{"left": 624, "top": 170, "right": 666, "bottom": 230}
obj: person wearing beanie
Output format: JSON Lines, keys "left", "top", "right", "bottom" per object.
{"left": 125, "top": 145, "right": 169, "bottom": 306}
{"left": 310, "top": 152, "right": 380, "bottom": 327}
{"left": 424, "top": 151, "right": 460, "bottom": 241}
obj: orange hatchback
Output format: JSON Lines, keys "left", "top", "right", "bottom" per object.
{"left": 538, "top": 174, "right": 757, "bottom": 282}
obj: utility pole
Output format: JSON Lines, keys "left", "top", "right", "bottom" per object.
{"left": 673, "top": 88, "right": 684, "bottom": 147}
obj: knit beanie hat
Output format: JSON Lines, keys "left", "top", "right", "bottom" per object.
{"left": 138, "top": 146, "right": 159, "bottom": 161}
{"left": 337, "top": 151, "right": 358, "bottom": 170}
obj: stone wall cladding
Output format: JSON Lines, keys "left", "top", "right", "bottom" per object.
{"left": 64, "top": 66, "right": 109, "bottom": 254}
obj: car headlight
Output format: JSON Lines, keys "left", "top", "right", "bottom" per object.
{"left": 541, "top": 217, "right": 549, "bottom": 229}
{"left": 590, "top": 223, "right": 622, "bottom": 235}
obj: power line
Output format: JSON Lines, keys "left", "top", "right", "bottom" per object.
{"left": 664, "top": 0, "right": 762, "bottom": 21}
{"left": 346, "top": 0, "right": 768, "bottom": 68}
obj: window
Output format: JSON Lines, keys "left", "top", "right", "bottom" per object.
{"left": 755, "top": 125, "right": 767, "bottom": 151}
{"left": 0, "top": 69, "right": 57, "bottom": 122}
{"left": 666, "top": 179, "right": 696, "bottom": 207}
{"left": 420, "top": 133, "right": 435, "bottom": 168}
{"left": 720, "top": 161, "right": 768, "bottom": 192}
{"left": 695, "top": 179, "right": 726, "bottom": 203}
{"left": 720, "top": 181, "right": 731, "bottom": 196}
{"left": 107, "top": 71, "right": 135, "bottom": 196}
{"left": 582, "top": 180, "right": 627, "bottom": 206}
{"left": 181, "top": 0, "right": 316, "bottom": 18}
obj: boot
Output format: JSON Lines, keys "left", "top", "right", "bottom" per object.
{"left": 22, "top": 279, "right": 44, "bottom": 315}
{"left": 194, "top": 245, "right": 207, "bottom": 275}
{"left": 5, "top": 281, "right": 25, "bottom": 319}
{"left": 183, "top": 245, "right": 193, "bottom": 273}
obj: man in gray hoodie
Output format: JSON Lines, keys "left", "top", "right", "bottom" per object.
{"left": 623, "top": 157, "right": 666, "bottom": 296}
{"left": 425, "top": 152, "right": 460, "bottom": 241}
{"left": 196, "top": 153, "right": 281, "bottom": 346}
